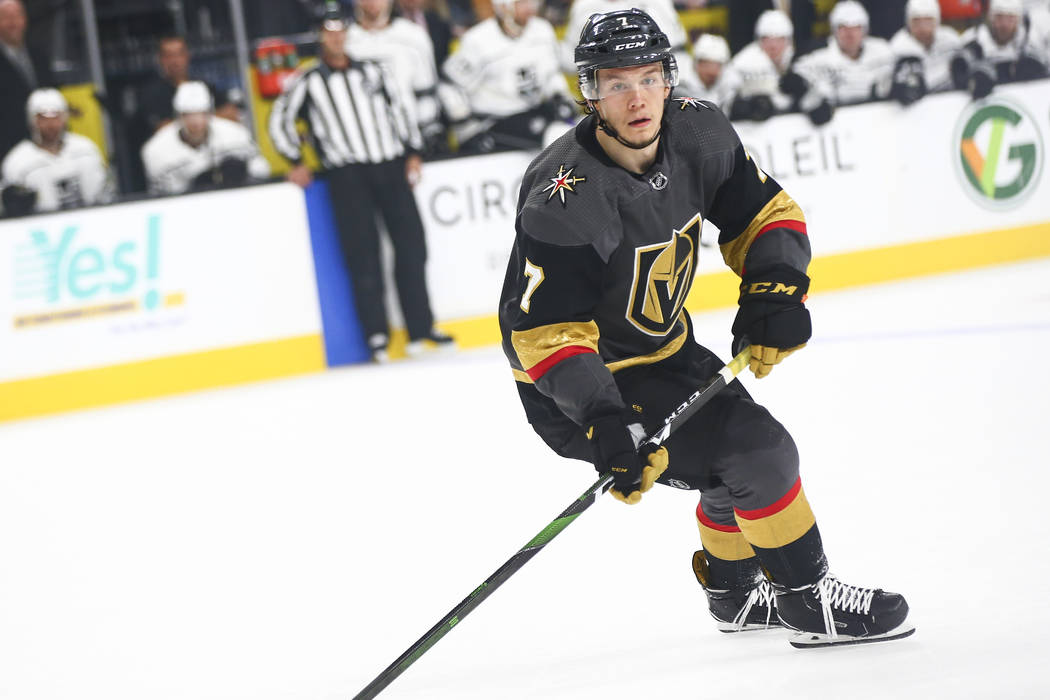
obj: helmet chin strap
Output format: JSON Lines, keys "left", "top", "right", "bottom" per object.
{"left": 591, "top": 94, "right": 672, "bottom": 151}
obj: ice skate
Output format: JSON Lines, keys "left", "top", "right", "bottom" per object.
{"left": 692, "top": 551, "right": 779, "bottom": 632}
{"left": 774, "top": 575, "right": 915, "bottom": 648}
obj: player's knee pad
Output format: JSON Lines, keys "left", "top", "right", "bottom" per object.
{"left": 717, "top": 399, "right": 799, "bottom": 508}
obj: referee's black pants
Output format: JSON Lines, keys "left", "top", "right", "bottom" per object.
{"left": 326, "top": 157, "right": 435, "bottom": 343}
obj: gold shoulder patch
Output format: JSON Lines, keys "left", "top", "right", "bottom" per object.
{"left": 542, "top": 164, "right": 587, "bottom": 207}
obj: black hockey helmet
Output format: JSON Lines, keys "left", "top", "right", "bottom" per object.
{"left": 574, "top": 8, "right": 679, "bottom": 100}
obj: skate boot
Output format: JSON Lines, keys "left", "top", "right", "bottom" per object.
{"left": 774, "top": 574, "right": 915, "bottom": 648}
{"left": 692, "top": 550, "right": 779, "bottom": 633}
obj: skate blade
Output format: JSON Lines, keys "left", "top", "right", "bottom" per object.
{"left": 789, "top": 623, "right": 915, "bottom": 649}
{"left": 717, "top": 621, "right": 782, "bottom": 633}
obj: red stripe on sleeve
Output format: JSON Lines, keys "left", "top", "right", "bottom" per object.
{"left": 755, "top": 219, "right": 808, "bottom": 239}
{"left": 525, "top": 345, "right": 596, "bottom": 382}
{"left": 734, "top": 477, "right": 802, "bottom": 521}
{"left": 696, "top": 502, "right": 743, "bottom": 532}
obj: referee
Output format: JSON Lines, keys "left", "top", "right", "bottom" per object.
{"left": 269, "top": 7, "right": 452, "bottom": 361}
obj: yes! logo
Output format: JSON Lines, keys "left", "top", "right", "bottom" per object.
{"left": 954, "top": 98, "right": 1044, "bottom": 209}
{"left": 12, "top": 214, "right": 177, "bottom": 328}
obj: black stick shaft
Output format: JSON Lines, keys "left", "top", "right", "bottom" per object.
{"left": 353, "top": 348, "right": 751, "bottom": 699}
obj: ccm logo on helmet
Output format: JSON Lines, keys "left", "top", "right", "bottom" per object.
{"left": 614, "top": 41, "right": 646, "bottom": 50}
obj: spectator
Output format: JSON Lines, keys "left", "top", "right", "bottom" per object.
{"left": 346, "top": 0, "right": 446, "bottom": 154}
{"left": 443, "top": 0, "right": 576, "bottom": 153}
{"left": 952, "top": 0, "right": 1050, "bottom": 98}
{"left": 679, "top": 33, "right": 731, "bottom": 106}
{"left": 888, "top": 0, "right": 962, "bottom": 105}
{"left": 269, "top": 8, "right": 453, "bottom": 361}
{"left": 1, "top": 89, "right": 111, "bottom": 216}
{"left": 137, "top": 35, "right": 238, "bottom": 136}
{"left": 395, "top": 0, "right": 453, "bottom": 70}
{"left": 793, "top": 1, "right": 896, "bottom": 106}
{"left": 141, "top": 81, "right": 269, "bottom": 195}
{"left": 561, "top": 0, "right": 691, "bottom": 75}
{"left": 0, "top": 0, "right": 52, "bottom": 163}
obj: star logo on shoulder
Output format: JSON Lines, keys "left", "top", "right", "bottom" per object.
{"left": 542, "top": 164, "right": 587, "bottom": 207}
{"left": 674, "top": 97, "right": 708, "bottom": 111}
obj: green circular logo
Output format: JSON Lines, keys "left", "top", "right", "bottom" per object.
{"left": 954, "top": 98, "right": 1043, "bottom": 209}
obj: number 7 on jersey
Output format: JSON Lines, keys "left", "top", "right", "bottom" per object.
{"left": 520, "top": 259, "right": 545, "bottom": 313}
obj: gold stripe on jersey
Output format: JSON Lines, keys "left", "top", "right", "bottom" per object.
{"left": 720, "top": 191, "right": 806, "bottom": 276}
{"left": 697, "top": 522, "right": 757, "bottom": 562}
{"left": 734, "top": 484, "right": 816, "bottom": 550}
{"left": 511, "top": 321, "right": 600, "bottom": 374}
{"left": 510, "top": 313, "right": 688, "bottom": 384}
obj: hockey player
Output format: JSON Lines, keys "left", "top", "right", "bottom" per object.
{"left": 793, "top": 1, "right": 896, "bottom": 106}
{"left": 141, "top": 81, "right": 269, "bottom": 195}
{"left": 950, "top": 0, "right": 1050, "bottom": 99}
{"left": 442, "top": 0, "right": 576, "bottom": 153}
{"left": 498, "top": 8, "right": 913, "bottom": 646}
{"left": 1, "top": 88, "right": 111, "bottom": 215}
{"left": 889, "top": 0, "right": 962, "bottom": 104}
{"left": 678, "top": 33, "right": 731, "bottom": 108}
{"left": 722, "top": 10, "right": 833, "bottom": 125}
{"left": 346, "top": 0, "right": 445, "bottom": 152}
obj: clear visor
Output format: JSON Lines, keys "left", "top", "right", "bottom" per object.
{"left": 580, "top": 59, "right": 678, "bottom": 101}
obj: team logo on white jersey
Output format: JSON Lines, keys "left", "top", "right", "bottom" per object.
{"left": 542, "top": 164, "right": 587, "bottom": 207}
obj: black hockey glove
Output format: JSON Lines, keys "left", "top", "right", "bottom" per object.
{"left": 540, "top": 94, "right": 577, "bottom": 123}
{"left": 217, "top": 156, "right": 249, "bottom": 186}
{"left": 729, "top": 94, "right": 775, "bottom": 122}
{"left": 969, "top": 66, "right": 996, "bottom": 100}
{"left": 806, "top": 98, "right": 833, "bottom": 126}
{"left": 1, "top": 184, "right": 38, "bottom": 217}
{"left": 587, "top": 413, "right": 668, "bottom": 505}
{"left": 890, "top": 56, "right": 927, "bottom": 106}
{"left": 1014, "top": 53, "right": 1049, "bottom": 82}
{"left": 778, "top": 71, "right": 809, "bottom": 99}
{"left": 731, "top": 264, "right": 811, "bottom": 379}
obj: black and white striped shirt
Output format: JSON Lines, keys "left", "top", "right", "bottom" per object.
{"left": 268, "top": 58, "right": 423, "bottom": 168}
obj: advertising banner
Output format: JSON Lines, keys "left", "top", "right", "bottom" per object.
{"left": 0, "top": 183, "right": 324, "bottom": 419}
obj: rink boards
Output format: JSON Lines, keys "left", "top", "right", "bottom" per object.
{"left": 2, "top": 80, "right": 1049, "bottom": 421}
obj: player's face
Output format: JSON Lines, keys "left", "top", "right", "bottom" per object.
{"left": 835, "top": 24, "right": 865, "bottom": 59}
{"left": 511, "top": 0, "right": 538, "bottom": 27}
{"left": 989, "top": 12, "right": 1019, "bottom": 44}
{"left": 694, "top": 59, "right": 722, "bottom": 89}
{"left": 595, "top": 63, "right": 669, "bottom": 145}
{"left": 908, "top": 17, "right": 936, "bottom": 48}
{"left": 34, "top": 113, "right": 65, "bottom": 143}
{"left": 180, "top": 112, "right": 209, "bottom": 143}
{"left": 759, "top": 35, "right": 790, "bottom": 65}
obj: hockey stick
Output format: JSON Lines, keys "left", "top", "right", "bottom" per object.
{"left": 352, "top": 347, "right": 753, "bottom": 700}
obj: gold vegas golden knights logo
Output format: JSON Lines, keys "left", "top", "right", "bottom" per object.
{"left": 626, "top": 213, "right": 700, "bottom": 336}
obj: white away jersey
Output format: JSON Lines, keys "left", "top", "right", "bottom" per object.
{"left": 346, "top": 18, "right": 439, "bottom": 127}
{"left": 794, "top": 36, "right": 896, "bottom": 105}
{"left": 722, "top": 41, "right": 797, "bottom": 113}
{"left": 1, "top": 133, "right": 111, "bottom": 212}
{"left": 444, "top": 17, "right": 569, "bottom": 118}
{"left": 889, "top": 26, "right": 962, "bottom": 92}
{"left": 141, "top": 117, "right": 270, "bottom": 195}
{"left": 959, "top": 19, "right": 1050, "bottom": 67}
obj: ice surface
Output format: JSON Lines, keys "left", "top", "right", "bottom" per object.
{"left": 2, "top": 259, "right": 1049, "bottom": 700}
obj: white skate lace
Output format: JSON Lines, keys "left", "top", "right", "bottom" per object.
{"left": 732, "top": 579, "right": 777, "bottom": 631}
{"left": 814, "top": 576, "right": 876, "bottom": 639}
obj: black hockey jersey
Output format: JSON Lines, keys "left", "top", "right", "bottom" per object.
{"left": 498, "top": 98, "right": 811, "bottom": 428}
